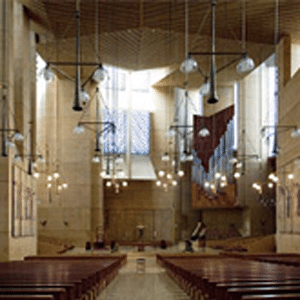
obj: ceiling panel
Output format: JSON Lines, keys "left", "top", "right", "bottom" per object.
{"left": 20, "top": 0, "right": 300, "bottom": 85}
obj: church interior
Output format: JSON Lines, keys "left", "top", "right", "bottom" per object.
{"left": 2, "top": 0, "right": 300, "bottom": 299}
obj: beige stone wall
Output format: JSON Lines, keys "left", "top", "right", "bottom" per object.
{"left": 0, "top": 0, "right": 38, "bottom": 261}
{"left": 103, "top": 86, "right": 198, "bottom": 244}
{"left": 36, "top": 78, "right": 98, "bottom": 248}
{"left": 277, "top": 41, "right": 300, "bottom": 251}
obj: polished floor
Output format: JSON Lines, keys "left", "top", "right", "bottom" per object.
{"left": 97, "top": 252, "right": 192, "bottom": 300}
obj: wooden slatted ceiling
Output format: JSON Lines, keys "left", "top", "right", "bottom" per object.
{"left": 19, "top": 0, "right": 300, "bottom": 82}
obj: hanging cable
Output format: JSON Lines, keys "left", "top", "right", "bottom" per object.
{"left": 73, "top": 0, "right": 83, "bottom": 111}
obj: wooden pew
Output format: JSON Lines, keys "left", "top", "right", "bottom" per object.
{"left": 0, "top": 288, "right": 66, "bottom": 300}
{"left": 0, "top": 283, "right": 76, "bottom": 300}
{"left": 0, "top": 255, "right": 126, "bottom": 300}
{"left": 157, "top": 254, "right": 300, "bottom": 300}
{"left": 227, "top": 286, "right": 300, "bottom": 300}
{"left": 242, "top": 294, "right": 300, "bottom": 300}
{"left": 0, "top": 296, "right": 55, "bottom": 300}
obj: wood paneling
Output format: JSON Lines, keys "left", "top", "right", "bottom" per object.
{"left": 19, "top": 0, "right": 300, "bottom": 80}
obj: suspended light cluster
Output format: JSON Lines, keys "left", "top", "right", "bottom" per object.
{"left": 45, "top": 168, "right": 68, "bottom": 194}
{"left": 100, "top": 170, "right": 128, "bottom": 194}
{"left": 156, "top": 153, "right": 185, "bottom": 192}
{"left": 202, "top": 172, "right": 229, "bottom": 195}
{"left": 180, "top": 0, "right": 255, "bottom": 104}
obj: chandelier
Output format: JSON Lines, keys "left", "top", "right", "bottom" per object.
{"left": 156, "top": 141, "right": 185, "bottom": 192}
{"left": 180, "top": 0, "right": 255, "bottom": 104}
{"left": 39, "top": 0, "right": 108, "bottom": 111}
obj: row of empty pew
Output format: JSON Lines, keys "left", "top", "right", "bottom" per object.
{"left": 0, "top": 254, "right": 127, "bottom": 300}
{"left": 157, "top": 253, "right": 300, "bottom": 300}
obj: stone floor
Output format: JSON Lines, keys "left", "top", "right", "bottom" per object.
{"left": 97, "top": 252, "right": 192, "bottom": 300}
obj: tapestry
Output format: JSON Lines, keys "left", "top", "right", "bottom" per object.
{"left": 12, "top": 165, "right": 36, "bottom": 237}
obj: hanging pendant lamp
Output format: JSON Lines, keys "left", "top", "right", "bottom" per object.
{"left": 73, "top": 0, "right": 83, "bottom": 111}
{"left": 207, "top": 0, "right": 218, "bottom": 104}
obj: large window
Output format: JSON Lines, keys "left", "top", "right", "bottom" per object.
{"left": 102, "top": 109, "right": 151, "bottom": 155}
{"left": 100, "top": 66, "right": 152, "bottom": 156}
{"left": 262, "top": 54, "right": 278, "bottom": 157}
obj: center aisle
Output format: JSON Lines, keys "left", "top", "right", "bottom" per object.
{"left": 97, "top": 252, "right": 192, "bottom": 300}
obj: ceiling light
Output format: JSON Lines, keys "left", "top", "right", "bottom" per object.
{"left": 47, "top": 175, "right": 52, "bottom": 181}
{"left": 14, "top": 131, "right": 24, "bottom": 141}
{"left": 122, "top": 181, "right": 128, "bottom": 187}
{"left": 236, "top": 162, "right": 243, "bottom": 169}
{"left": 198, "top": 127, "right": 210, "bottom": 137}
{"left": 158, "top": 170, "right": 165, "bottom": 177}
{"left": 80, "top": 89, "right": 90, "bottom": 104}
{"left": 291, "top": 128, "right": 300, "bottom": 138}
{"left": 288, "top": 174, "right": 294, "bottom": 180}
{"left": 37, "top": 155, "right": 45, "bottom": 164}
{"left": 172, "top": 180, "right": 178, "bottom": 186}
{"left": 236, "top": 54, "right": 255, "bottom": 73}
{"left": 215, "top": 172, "right": 221, "bottom": 179}
{"left": 178, "top": 170, "right": 184, "bottom": 177}
{"left": 180, "top": 55, "right": 198, "bottom": 74}
{"left": 53, "top": 172, "right": 60, "bottom": 179}
{"left": 106, "top": 181, "right": 112, "bottom": 187}
{"left": 6, "top": 140, "right": 15, "bottom": 148}
{"left": 14, "top": 154, "right": 22, "bottom": 163}
{"left": 47, "top": 183, "right": 52, "bottom": 189}
{"left": 156, "top": 180, "right": 162, "bottom": 187}
{"left": 92, "top": 155, "right": 100, "bottom": 163}
{"left": 204, "top": 181, "right": 210, "bottom": 188}
{"left": 268, "top": 182, "right": 274, "bottom": 189}
{"left": 41, "top": 64, "right": 54, "bottom": 81}
{"left": 62, "top": 183, "right": 68, "bottom": 189}
{"left": 74, "top": 124, "right": 84, "bottom": 134}
{"left": 161, "top": 153, "right": 170, "bottom": 161}
{"left": 184, "top": 154, "right": 193, "bottom": 161}
{"left": 220, "top": 182, "right": 226, "bottom": 188}
{"left": 166, "top": 173, "right": 172, "bottom": 179}
{"left": 268, "top": 173, "right": 275, "bottom": 180}
{"left": 234, "top": 172, "right": 241, "bottom": 179}
{"left": 118, "top": 171, "right": 125, "bottom": 178}
{"left": 230, "top": 158, "right": 238, "bottom": 164}
{"left": 92, "top": 64, "right": 108, "bottom": 82}
{"left": 199, "top": 80, "right": 210, "bottom": 96}
{"left": 33, "top": 172, "right": 40, "bottom": 178}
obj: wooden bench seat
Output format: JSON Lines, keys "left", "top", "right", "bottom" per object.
{"left": 0, "top": 296, "right": 55, "bottom": 300}
{"left": 242, "top": 294, "right": 300, "bottom": 300}
{"left": 0, "top": 283, "right": 76, "bottom": 300}
{"left": 227, "top": 286, "right": 300, "bottom": 300}
{"left": 157, "top": 254, "right": 300, "bottom": 300}
{"left": 0, "top": 255, "right": 126, "bottom": 300}
{"left": 0, "top": 288, "right": 66, "bottom": 300}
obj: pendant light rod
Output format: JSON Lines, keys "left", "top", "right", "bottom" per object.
{"left": 207, "top": 0, "right": 218, "bottom": 104}
{"left": 184, "top": 0, "right": 188, "bottom": 58}
{"left": 1, "top": 94, "right": 7, "bottom": 157}
{"left": 242, "top": 0, "right": 246, "bottom": 53}
{"left": 73, "top": 0, "right": 83, "bottom": 111}
{"left": 95, "top": 88, "right": 101, "bottom": 152}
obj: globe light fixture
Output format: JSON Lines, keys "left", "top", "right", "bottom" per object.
{"left": 92, "top": 64, "right": 108, "bottom": 83}
{"left": 180, "top": 55, "right": 198, "bottom": 74}
{"left": 41, "top": 64, "right": 55, "bottom": 81}
{"left": 14, "top": 131, "right": 24, "bottom": 141}
{"left": 74, "top": 124, "right": 85, "bottom": 134}
{"left": 198, "top": 127, "right": 210, "bottom": 137}
{"left": 236, "top": 54, "right": 255, "bottom": 73}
